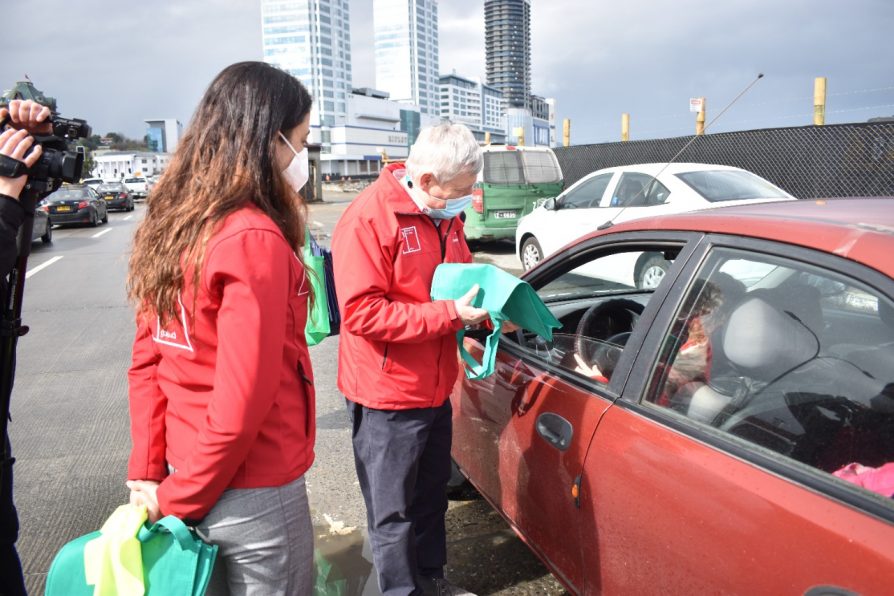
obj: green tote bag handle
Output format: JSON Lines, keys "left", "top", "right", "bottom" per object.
{"left": 455, "top": 313, "right": 505, "bottom": 380}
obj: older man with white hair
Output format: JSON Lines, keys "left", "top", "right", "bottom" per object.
{"left": 332, "top": 123, "right": 487, "bottom": 596}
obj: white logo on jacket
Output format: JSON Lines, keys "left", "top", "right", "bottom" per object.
{"left": 401, "top": 226, "right": 421, "bottom": 254}
{"left": 153, "top": 294, "right": 194, "bottom": 352}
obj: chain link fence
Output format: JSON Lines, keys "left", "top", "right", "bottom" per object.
{"left": 554, "top": 122, "right": 894, "bottom": 199}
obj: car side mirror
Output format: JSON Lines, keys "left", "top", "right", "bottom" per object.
{"left": 543, "top": 197, "right": 557, "bottom": 211}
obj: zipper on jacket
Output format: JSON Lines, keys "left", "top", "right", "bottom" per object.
{"left": 424, "top": 217, "right": 455, "bottom": 262}
{"left": 381, "top": 344, "right": 389, "bottom": 369}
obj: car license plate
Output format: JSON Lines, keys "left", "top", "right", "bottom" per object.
{"left": 493, "top": 210, "right": 517, "bottom": 219}
{"left": 104, "top": 195, "right": 114, "bottom": 201}
{"left": 56, "top": 205, "right": 71, "bottom": 212}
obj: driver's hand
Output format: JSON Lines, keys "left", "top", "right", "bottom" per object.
{"left": 573, "top": 353, "right": 608, "bottom": 383}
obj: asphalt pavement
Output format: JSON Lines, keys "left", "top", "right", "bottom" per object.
{"left": 10, "top": 192, "right": 564, "bottom": 595}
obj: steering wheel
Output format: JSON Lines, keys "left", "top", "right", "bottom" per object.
{"left": 574, "top": 299, "right": 645, "bottom": 377}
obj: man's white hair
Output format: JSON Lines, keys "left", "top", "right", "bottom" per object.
{"left": 405, "top": 122, "right": 482, "bottom": 184}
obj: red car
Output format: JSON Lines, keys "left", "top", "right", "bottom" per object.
{"left": 451, "top": 198, "right": 894, "bottom": 594}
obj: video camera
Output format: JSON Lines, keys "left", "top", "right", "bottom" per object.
{"left": 0, "top": 81, "right": 91, "bottom": 197}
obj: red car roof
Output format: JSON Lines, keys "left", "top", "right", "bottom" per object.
{"left": 587, "top": 198, "right": 894, "bottom": 278}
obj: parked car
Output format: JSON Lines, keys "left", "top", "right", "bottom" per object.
{"left": 31, "top": 202, "right": 52, "bottom": 244}
{"left": 122, "top": 176, "right": 149, "bottom": 200}
{"left": 42, "top": 185, "right": 108, "bottom": 227}
{"left": 96, "top": 182, "right": 135, "bottom": 211}
{"left": 81, "top": 177, "right": 104, "bottom": 191}
{"left": 464, "top": 145, "right": 564, "bottom": 242}
{"left": 516, "top": 163, "right": 795, "bottom": 279}
{"left": 451, "top": 198, "right": 894, "bottom": 595}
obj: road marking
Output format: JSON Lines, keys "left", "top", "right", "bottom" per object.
{"left": 123, "top": 215, "right": 133, "bottom": 221}
{"left": 26, "top": 256, "right": 64, "bottom": 279}
{"left": 91, "top": 228, "right": 112, "bottom": 239}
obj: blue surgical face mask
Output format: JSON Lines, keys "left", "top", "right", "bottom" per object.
{"left": 428, "top": 195, "right": 472, "bottom": 219}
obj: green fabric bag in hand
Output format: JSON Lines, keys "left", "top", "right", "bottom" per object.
{"left": 304, "top": 229, "right": 331, "bottom": 346}
{"left": 431, "top": 263, "right": 560, "bottom": 379}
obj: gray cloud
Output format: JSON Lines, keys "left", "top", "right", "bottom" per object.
{"left": 3, "top": 0, "right": 891, "bottom": 144}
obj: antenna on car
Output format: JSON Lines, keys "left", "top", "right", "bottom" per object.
{"left": 597, "top": 73, "right": 765, "bottom": 231}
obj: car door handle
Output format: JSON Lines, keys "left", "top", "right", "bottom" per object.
{"left": 536, "top": 412, "right": 573, "bottom": 451}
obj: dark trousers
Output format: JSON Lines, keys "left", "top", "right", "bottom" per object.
{"left": 347, "top": 399, "right": 452, "bottom": 596}
{"left": 0, "top": 434, "right": 25, "bottom": 596}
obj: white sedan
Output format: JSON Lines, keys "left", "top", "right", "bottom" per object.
{"left": 515, "top": 163, "right": 795, "bottom": 286}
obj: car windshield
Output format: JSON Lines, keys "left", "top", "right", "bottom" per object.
{"left": 98, "top": 184, "right": 122, "bottom": 191}
{"left": 675, "top": 170, "right": 791, "bottom": 202}
{"left": 124, "top": 178, "right": 142, "bottom": 183}
{"left": 50, "top": 189, "right": 88, "bottom": 200}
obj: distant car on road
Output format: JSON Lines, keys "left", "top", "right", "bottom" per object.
{"left": 81, "top": 178, "right": 104, "bottom": 191}
{"left": 97, "top": 182, "right": 135, "bottom": 212}
{"left": 453, "top": 198, "right": 894, "bottom": 595}
{"left": 122, "top": 177, "right": 149, "bottom": 200}
{"left": 516, "top": 163, "right": 795, "bottom": 278}
{"left": 43, "top": 185, "right": 108, "bottom": 227}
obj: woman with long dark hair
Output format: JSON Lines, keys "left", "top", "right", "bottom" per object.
{"left": 125, "top": 61, "right": 317, "bottom": 594}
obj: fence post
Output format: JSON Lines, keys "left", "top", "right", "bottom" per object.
{"left": 563, "top": 118, "right": 571, "bottom": 147}
{"left": 814, "top": 77, "right": 827, "bottom": 125}
{"left": 621, "top": 113, "right": 630, "bottom": 142}
{"left": 696, "top": 97, "right": 706, "bottom": 135}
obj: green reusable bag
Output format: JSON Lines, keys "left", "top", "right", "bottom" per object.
{"left": 304, "top": 229, "right": 330, "bottom": 346}
{"left": 431, "top": 263, "right": 561, "bottom": 379}
{"left": 45, "top": 509, "right": 218, "bottom": 596}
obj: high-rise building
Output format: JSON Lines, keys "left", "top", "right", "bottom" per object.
{"left": 260, "top": 0, "right": 353, "bottom": 128}
{"left": 484, "top": 0, "right": 531, "bottom": 109}
{"left": 144, "top": 119, "right": 182, "bottom": 153}
{"left": 439, "top": 73, "right": 506, "bottom": 143}
{"left": 373, "top": 0, "right": 440, "bottom": 116}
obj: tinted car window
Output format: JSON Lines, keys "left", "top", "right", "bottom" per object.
{"left": 676, "top": 170, "right": 790, "bottom": 202}
{"left": 50, "top": 189, "right": 89, "bottom": 200}
{"left": 645, "top": 248, "right": 894, "bottom": 503}
{"left": 560, "top": 173, "right": 613, "bottom": 209}
{"left": 521, "top": 151, "right": 561, "bottom": 184}
{"left": 483, "top": 151, "right": 523, "bottom": 184}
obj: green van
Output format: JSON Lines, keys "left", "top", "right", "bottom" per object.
{"left": 464, "top": 145, "right": 564, "bottom": 242}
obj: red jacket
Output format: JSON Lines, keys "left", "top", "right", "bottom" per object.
{"left": 128, "top": 205, "right": 316, "bottom": 521}
{"left": 332, "top": 163, "right": 472, "bottom": 410}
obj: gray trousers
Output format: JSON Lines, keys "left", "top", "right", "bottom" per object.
{"left": 194, "top": 475, "right": 314, "bottom": 596}
{"left": 347, "top": 399, "right": 453, "bottom": 596}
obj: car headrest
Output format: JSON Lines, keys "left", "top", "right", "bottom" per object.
{"left": 722, "top": 297, "right": 819, "bottom": 381}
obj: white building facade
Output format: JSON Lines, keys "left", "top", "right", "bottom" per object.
{"left": 92, "top": 152, "right": 171, "bottom": 180}
{"left": 261, "top": 0, "right": 353, "bottom": 128}
{"left": 373, "top": 0, "right": 440, "bottom": 116}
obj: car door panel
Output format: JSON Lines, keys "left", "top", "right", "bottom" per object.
{"left": 451, "top": 340, "right": 611, "bottom": 592}
{"left": 580, "top": 403, "right": 894, "bottom": 594}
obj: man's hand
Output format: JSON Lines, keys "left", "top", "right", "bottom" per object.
{"left": 0, "top": 99, "right": 53, "bottom": 135}
{"left": 126, "top": 479, "right": 162, "bottom": 523}
{"left": 454, "top": 284, "right": 489, "bottom": 326}
{"left": 0, "top": 128, "right": 42, "bottom": 199}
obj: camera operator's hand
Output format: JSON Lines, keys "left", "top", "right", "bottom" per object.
{"left": 0, "top": 99, "right": 52, "bottom": 135}
{"left": 0, "top": 129, "right": 43, "bottom": 200}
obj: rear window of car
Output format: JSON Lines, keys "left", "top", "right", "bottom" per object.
{"left": 98, "top": 184, "right": 122, "bottom": 191}
{"left": 124, "top": 178, "right": 143, "bottom": 183}
{"left": 483, "top": 151, "right": 524, "bottom": 184}
{"left": 676, "top": 170, "right": 791, "bottom": 202}
{"left": 521, "top": 150, "right": 562, "bottom": 184}
{"left": 51, "top": 189, "right": 88, "bottom": 200}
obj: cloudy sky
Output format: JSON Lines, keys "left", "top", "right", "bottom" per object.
{"left": 2, "top": 0, "right": 891, "bottom": 144}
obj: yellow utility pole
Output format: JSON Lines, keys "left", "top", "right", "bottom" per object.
{"left": 484, "top": 131, "right": 491, "bottom": 145}
{"left": 621, "top": 113, "right": 630, "bottom": 142}
{"left": 814, "top": 77, "right": 827, "bottom": 125}
{"left": 562, "top": 118, "right": 571, "bottom": 147}
{"left": 695, "top": 97, "right": 706, "bottom": 135}
{"left": 514, "top": 126, "right": 525, "bottom": 146}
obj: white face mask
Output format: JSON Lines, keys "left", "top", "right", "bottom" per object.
{"left": 279, "top": 132, "right": 309, "bottom": 193}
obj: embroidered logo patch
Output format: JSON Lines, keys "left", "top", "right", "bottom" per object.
{"left": 401, "top": 226, "right": 421, "bottom": 254}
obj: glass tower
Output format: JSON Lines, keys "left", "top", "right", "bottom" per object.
{"left": 373, "top": 0, "right": 440, "bottom": 116}
{"left": 261, "top": 0, "right": 353, "bottom": 127}
{"left": 484, "top": 0, "right": 531, "bottom": 109}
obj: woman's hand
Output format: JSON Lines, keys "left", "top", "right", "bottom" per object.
{"left": 126, "top": 480, "right": 162, "bottom": 523}
{"left": 573, "top": 353, "right": 608, "bottom": 383}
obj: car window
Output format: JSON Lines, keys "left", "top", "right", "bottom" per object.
{"left": 521, "top": 150, "right": 561, "bottom": 184}
{"left": 483, "top": 151, "right": 523, "bottom": 184}
{"left": 675, "top": 169, "right": 790, "bottom": 202}
{"left": 644, "top": 248, "right": 894, "bottom": 504}
{"left": 607, "top": 173, "right": 670, "bottom": 207}
{"left": 510, "top": 246, "right": 680, "bottom": 386}
{"left": 560, "top": 173, "right": 613, "bottom": 209}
